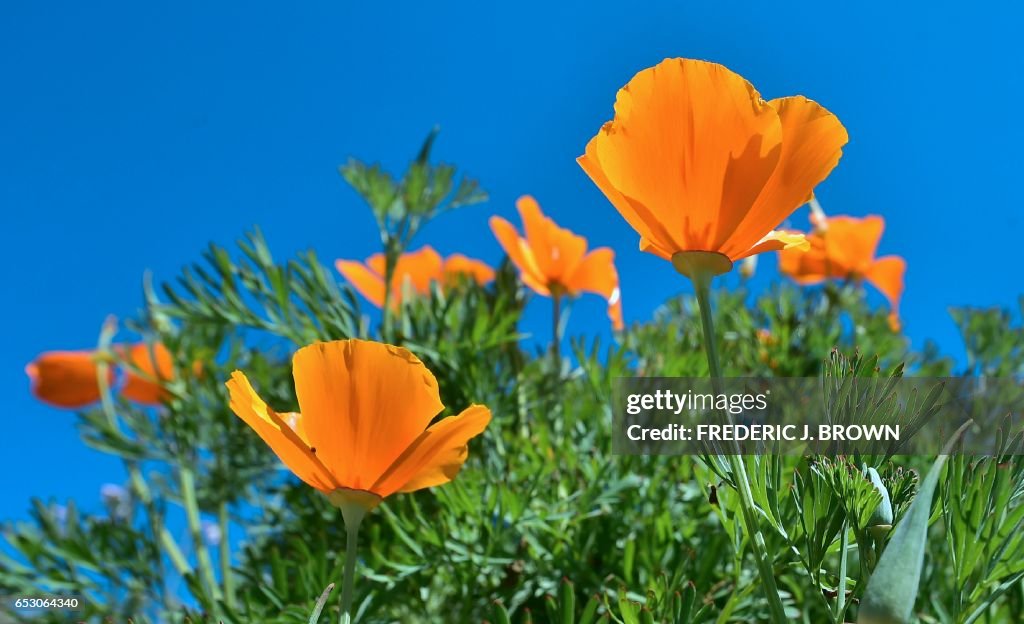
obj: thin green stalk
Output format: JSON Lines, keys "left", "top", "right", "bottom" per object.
{"left": 180, "top": 467, "right": 221, "bottom": 605}
{"left": 94, "top": 319, "right": 190, "bottom": 595}
{"left": 219, "top": 501, "right": 235, "bottom": 609}
{"left": 835, "top": 521, "right": 849, "bottom": 622}
{"left": 551, "top": 291, "right": 562, "bottom": 363}
{"left": 692, "top": 275, "right": 788, "bottom": 624}
{"left": 380, "top": 238, "right": 399, "bottom": 341}
{"left": 127, "top": 466, "right": 190, "bottom": 576}
{"left": 338, "top": 504, "right": 368, "bottom": 624}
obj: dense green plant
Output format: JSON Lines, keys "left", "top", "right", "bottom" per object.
{"left": 3, "top": 138, "right": 1023, "bottom": 623}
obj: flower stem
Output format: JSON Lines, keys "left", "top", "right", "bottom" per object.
{"left": 338, "top": 503, "right": 367, "bottom": 624}
{"left": 94, "top": 318, "right": 190, "bottom": 605}
{"left": 691, "top": 274, "right": 788, "bottom": 624}
{"left": 835, "top": 521, "right": 849, "bottom": 623}
{"left": 380, "top": 239, "right": 398, "bottom": 342}
{"left": 219, "top": 501, "right": 235, "bottom": 609}
{"left": 551, "top": 291, "right": 562, "bottom": 363}
{"left": 180, "top": 467, "right": 221, "bottom": 605}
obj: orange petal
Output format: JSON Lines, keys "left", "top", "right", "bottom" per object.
{"left": 516, "top": 196, "right": 588, "bottom": 283}
{"left": 336, "top": 258, "right": 387, "bottom": 308}
{"left": 395, "top": 246, "right": 444, "bottom": 297}
{"left": 370, "top": 404, "right": 491, "bottom": 497}
{"left": 590, "top": 58, "right": 783, "bottom": 254}
{"left": 865, "top": 255, "right": 906, "bottom": 315}
{"left": 777, "top": 229, "right": 828, "bottom": 283}
{"left": 120, "top": 343, "right": 174, "bottom": 405}
{"left": 225, "top": 371, "right": 339, "bottom": 492}
{"left": 778, "top": 246, "right": 828, "bottom": 285}
{"left": 516, "top": 196, "right": 554, "bottom": 277}
{"left": 291, "top": 340, "right": 445, "bottom": 491}
{"left": 887, "top": 313, "right": 902, "bottom": 332}
{"left": 490, "top": 215, "right": 550, "bottom": 295}
{"left": 26, "top": 350, "right": 109, "bottom": 409}
{"left": 608, "top": 295, "right": 624, "bottom": 331}
{"left": 579, "top": 135, "right": 679, "bottom": 258}
{"left": 442, "top": 254, "right": 495, "bottom": 285}
{"left": 727, "top": 96, "right": 848, "bottom": 258}
{"left": 637, "top": 236, "right": 672, "bottom": 261}
{"left": 366, "top": 253, "right": 386, "bottom": 276}
{"left": 565, "top": 247, "right": 623, "bottom": 330}
{"left": 821, "top": 215, "right": 885, "bottom": 274}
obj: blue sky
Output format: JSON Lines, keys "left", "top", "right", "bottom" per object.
{"left": 2, "top": 1, "right": 1021, "bottom": 522}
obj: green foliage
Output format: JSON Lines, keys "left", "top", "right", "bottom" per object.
{"left": 3, "top": 139, "right": 1023, "bottom": 624}
{"left": 859, "top": 423, "right": 970, "bottom": 624}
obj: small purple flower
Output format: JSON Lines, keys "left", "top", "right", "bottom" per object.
{"left": 100, "top": 483, "right": 132, "bottom": 521}
{"left": 100, "top": 483, "right": 128, "bottom": 502}
{"left": 51, "top": 504, "right": 68, "bottom": 526}
{"left": 201, "top": 520, "right": 222, "bottom": 546}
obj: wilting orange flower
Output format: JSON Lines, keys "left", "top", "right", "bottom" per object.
{"left": 27, "top": 342, "right": 182, "bottom": 409}
{"left": 119, "top": 342, "right": 175, "bottom": 405}
{"left": 578, "top": 58, "right": 848, "bottom": 277}
{"left": 26, "top": 350, "right": 112, "bottom": 408}
{"left": 779, "top": 214, "right": 906, "bottom": 328}
{"left": 490, "top": 195, "right": 623, "bottom": 330}
{"left": 336, "top": 245, "right": 494, "bottom": 308}
{"left": 225, "top": 339, "right": 491, "bottom": 509}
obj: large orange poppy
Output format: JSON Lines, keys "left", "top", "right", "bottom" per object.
{"left": 578, "top": 58, "right": 848, "bottom": 277}
{"left": 490, "top": 195, "right": 623, "bottom": 330}
{"left": 225, "top": 339, "right": 491, "bottom": 509}
{"left": 779, "top": 214, "right": 906, "bottom": 327}
{"left": 336, "top": 246, "right": 494, "bottom": 308}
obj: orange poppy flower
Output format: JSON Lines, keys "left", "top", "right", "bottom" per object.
{"left": 225, "top": 339, "right": 491, "bottom": 510}
{"left": 490, "top": 195, "right": 623, "bottom": 330}
{"left": 336, "top": 246, "right": 494, "bottom": 308}
{"left": 26, "top": 350, "right": 112, "bottom": 408}
{"left": 28, "top": 342, "right": 187, "bottom": 409}
{"left": 441, "top": 253, "right": 496, "bottom": 286}
{"left": 119, "top": 342, "right": 175, "bottom": 405}
{"left": 779, "top": 214, "right": 906, "bottom": 328}
{"left": 578, "top": 58, "right": 848, "bottom": 278}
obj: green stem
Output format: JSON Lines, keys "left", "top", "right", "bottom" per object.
{"left": 551, "top": 291, "right": 562, "bottom": 363}
{"left": 219, "top": 501, "right": 235, "bottom": 609}
{"left": 692, "top": 275, "right": 788, "bottom": 624}
{"left": 127, "top": 465, "right": 190, "bottom": 576}
{"left": 380, "top": 239, "right": 397, "bottom": 342}
{"left": 180, "top": 467, "right": 221, "bottom": 605}
{"left": 835, "top": 521, "right": 849, "bottom": 623}
{"left": 94, "top": 319, "right": 190, "bottom": 602}
{"left": 338, "top": 504, "right": 367, "bottom": 624}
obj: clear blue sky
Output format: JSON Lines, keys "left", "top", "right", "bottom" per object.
{"left": 3, "top": 1, "right": 1022, "bottom": 522}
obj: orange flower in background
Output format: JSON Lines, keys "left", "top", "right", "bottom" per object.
{"left": 490, "top": 195, "right": 623, "bottom": 330}
{"left": 578, "top": 58, "right": 848, "bottom": 277}
{"left": 441, "top": 253, "right": 496, "bottom": 286}
{"left": 27, "top": 342, "right": 183, "bottom": 408}
{"left": 226, "top": 339, "right": 491, "bottom": 509}
{"left": 26, "top": 350, "right": 112, "bottom": 408}
{"left": 779, "top": 214, "right": 906, "bottom": 328}
{"left": 336, "top": 246, "right": 494, "bottom": 308}
{"left": 119, "top": 342, "right": 175, "bottom": 405}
